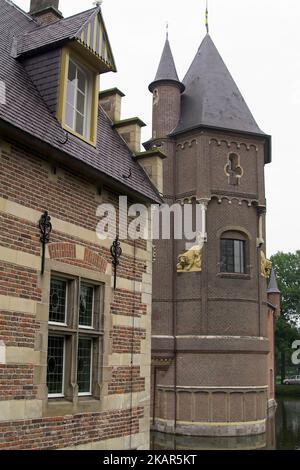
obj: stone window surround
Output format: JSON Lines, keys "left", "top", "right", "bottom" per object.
{"left": 39, "top": 258, "right": 113, "bottom": 417}
{"left": 47, "top": 272, "right": 104, "bottom": 400}
{"left": 216, "top": 226, "right": 252, "bottom": 279}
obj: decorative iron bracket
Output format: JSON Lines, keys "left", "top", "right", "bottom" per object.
{"left": 110, "top": 236, "right": 122, "bottom": 290}
{"left": 39, "top": 211, "right": 52, "bottom": 275}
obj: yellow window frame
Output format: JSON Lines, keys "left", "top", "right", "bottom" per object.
{"left": 57, "top": 47, "right": 99, "bottom": 147}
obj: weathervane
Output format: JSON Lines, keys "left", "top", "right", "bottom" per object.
{"left": 205, "top": 0, "right": 209, "bottom": 34}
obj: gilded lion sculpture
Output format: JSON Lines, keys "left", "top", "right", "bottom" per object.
{"left": 177, "top": 246, "right": 203, "bottom": 273}
{"left": 261, "top": 251, "right": 272, "bottom": 278}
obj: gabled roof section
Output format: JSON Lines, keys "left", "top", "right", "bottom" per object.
{"left": 0, "top": 0, "right": 160, "bottom": 203}
{"left": 173, "top": 34, "right": 265, "bottom": 137}
{"left": 149, "top": 37, "right": 184, "bottom": 92}
{"left": 13, "top": 6, "right": 116, "bottom": 72}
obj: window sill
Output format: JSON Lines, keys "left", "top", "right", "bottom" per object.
{"left": 45, "top": 396, "right": 101, "bottom": 418}
{"left": 217, "top": 273, "right": 251, "bottom": 280}
{"left": 62, "top": 123, "right": 97, "bottom": 148}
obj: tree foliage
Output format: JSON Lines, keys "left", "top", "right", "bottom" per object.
{"left": 271, "top": 251, "right": 300, "bottom": 321}
{"left": 271, "top": 251, "right": 300, "bottom": 382}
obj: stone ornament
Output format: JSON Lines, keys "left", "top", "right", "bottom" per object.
{"left": 177, "top": 246, "right": 203, "bottom": 273}
{"left": 261, "top": 251, "right": 272, "bottom": 278}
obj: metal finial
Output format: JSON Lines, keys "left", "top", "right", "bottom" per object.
{"left": 166, "top": 21, "right": 169, "bottom": 39}
{"left": 94, "top": 0, "right": 103, "bottom": 7}
{"left": 205, "top": 0, "right": 209, "bottom": 34}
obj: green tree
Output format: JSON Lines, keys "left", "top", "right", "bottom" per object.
{"left": 271, "top": 251, "right": 300, "bottom": 383}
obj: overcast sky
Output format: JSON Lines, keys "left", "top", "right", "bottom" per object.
{"left": 15, "top": 0, "right": 300, "bottom": 256}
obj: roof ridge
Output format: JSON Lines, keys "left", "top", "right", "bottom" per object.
{"left": 76, "top": 6, "right": 100, "bottom": 37}
{"left": 20, "top": 6, "right": 99, "bottom": 37}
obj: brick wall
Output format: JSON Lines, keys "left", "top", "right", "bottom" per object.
{"left": 0, "top": 145, "right": 147, "bottom": 252}
{"left": 0, "top": 365, "right": 37, "bottom": 400}
{"left": 0, "top": 262, "right": 41, "bottom": 301}
{"left": 111, "top": 326, "right": 146, "bottom": 354}
{"left": 0, "top": 407, "right": 144, "bottom": 450}
{"left": 0, "top": 140, "right": 151, "bottom": 449}
{"left": 0, "top": 312, "right": 38, "bottom": 348}
{"left": 108, "top": 366, "right": 145, "bottom": 395}
{"left": 111, "top": 290, "right": 147, "bottom": 317}
{"left": 0, "top": 213, "right": 40, "bottom": 256}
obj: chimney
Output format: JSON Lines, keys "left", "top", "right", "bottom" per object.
{"left": 30, "top": 0, "right": 63, "bottom": 25}
{"left": 113, "top": 118, "right": 146, "bottom": 154}
{"left": 99, "top": 88, "right": 125, "bottom": 123}
{"left": 134, "top": 149, "right": 166, "bottom": 194}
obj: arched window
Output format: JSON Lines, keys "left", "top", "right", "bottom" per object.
{"left": 220, "top": 231, "right": 247, "bottom": 274}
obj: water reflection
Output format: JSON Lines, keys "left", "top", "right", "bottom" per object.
{"left": 276, "top": 398, "right": 300, "bottom": 450}
{"left": 151, "top": 398, "right": 300, "bottom": 450}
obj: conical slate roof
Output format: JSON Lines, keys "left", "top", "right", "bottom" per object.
{"left": 268, "top": 269, "right": 280, "bottom": 294}
{"left": 173, "top": 34, "right": 264, "bottom": 136}
{"left": 149, "top": 37, "right": 184, "bottom": 92}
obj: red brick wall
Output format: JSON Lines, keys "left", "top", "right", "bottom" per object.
{"left": 108, "top": 366, "right": 145, "bottom": 395}
{"left": 0, "top": 312, "right": 38, "bottom": 348}
{"left": 0, "top": 407, "right": 144, "bottom": 450}
{"left": 0, "top": 144, "right": 147, "bottom": 251}
{"left": 111, "top": 290, "right": 147, "bottom": 318}
{"left": 0, "top": 365, "right": 37, "bottom": 400}
{"left": 0, "top": 262, "right": 41, "bottom": 301}
{"left": 111, "top": 326, "right": 146, "bottom": 354}
{"left": 0, "top": 141, "right": 150, "bottom": 448}
{"left": 0, "top": 213, "right": 40, "bottom": 256}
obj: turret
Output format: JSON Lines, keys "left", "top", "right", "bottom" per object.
{"left": 268, "top": 269, "right": 281, "bottom": 319}
{"left": 149, "top": 36, "right": 184, "bottom": 140}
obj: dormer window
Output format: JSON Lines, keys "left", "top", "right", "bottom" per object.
{"left": 65, "top": 58, "right": 93, "bottom": 139}
{"left": 58, "top": 48, "right": 99, "bottom": 146}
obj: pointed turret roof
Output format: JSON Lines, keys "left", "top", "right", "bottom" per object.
{"left": 268, "top": 269, "right": 280, "bottom": 294}
{"left": 149, "top": 37, "right": 184, "bottom": 92}
{"left": 173, "top": 34, "right": 265, "bottom": 137}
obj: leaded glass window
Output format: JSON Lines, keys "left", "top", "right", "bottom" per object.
{"left": 220, "top": 239, "right": 246, "bottom": 274}
{"left": 47, "top": 276, "right": 102, "bottom": 400}
{"left": 49, "top": 278, "right": 67, "bottom": 324}
{"left": 47, "top": 336, "right": 64, "bottom": 396}
{"left": 79, "top": 283, "right": 94, "bottom": 327}
{"left": 77, "top": 338, "right": 92, "bottom": 395}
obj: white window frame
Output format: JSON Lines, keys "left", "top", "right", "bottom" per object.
{"left": 78, "top": 337, "right": 93, "bottom": 397}
{"left": 47, "top": 335, "right": 66, "bottom": 399}
{"left": 65, "top": 57, "right": 93, "bottom": 139}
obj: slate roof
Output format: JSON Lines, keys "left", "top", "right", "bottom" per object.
{"left": 149, "top": 37, "right": 184, "bottom": 92}
{"left": 173, "top": 34, "right": 265, "bottom": 137}
{"left": 0, "top": 0, "right": 160, "bottom": 203}
{"left": 13, "top": 8, "right": 96, "bottom": 57}
{"left": 268, "top": 269, "right": 280, "bottom": 294}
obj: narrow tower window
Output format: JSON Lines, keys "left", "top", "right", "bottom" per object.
{"left": 220, "top": 235, "right": 247, "bottom": 274}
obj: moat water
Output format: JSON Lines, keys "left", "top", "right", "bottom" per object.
{"left": 151, "top": 397, "right": 300, "bottom": 450}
